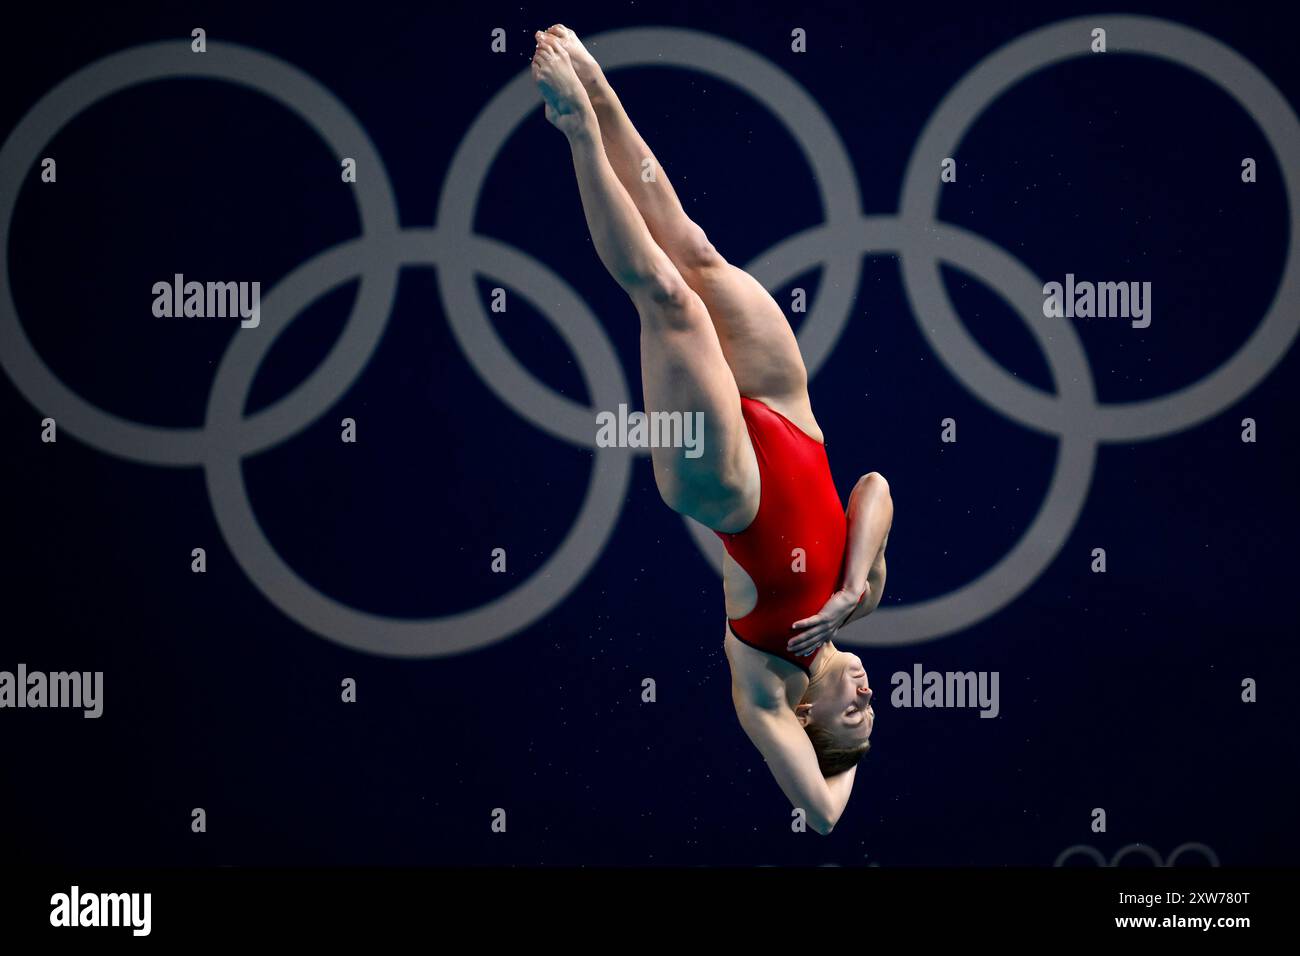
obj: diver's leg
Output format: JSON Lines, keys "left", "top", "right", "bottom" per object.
{"left": 534, "top": 32, "right": 757, "bottom": 530}
{"left": 547, "top": 25, "right": 817, "bottom": 434}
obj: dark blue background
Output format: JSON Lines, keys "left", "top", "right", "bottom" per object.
{"left": 2, "top": 0, "right": 1297, "bottom": 865}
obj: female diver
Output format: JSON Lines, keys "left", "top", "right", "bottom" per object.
{"left": 533, "top": 25, "right": 894, "bottom": 834}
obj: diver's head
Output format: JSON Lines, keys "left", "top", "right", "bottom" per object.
{"left": 796, "top": 646, "right": 874, "bottom": 775}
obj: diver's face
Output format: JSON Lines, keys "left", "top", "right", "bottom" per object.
{"left": 810, "top": 651, "right": 874, "bottom": 744}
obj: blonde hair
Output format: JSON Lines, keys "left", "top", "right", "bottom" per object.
{"left": 804, "top": 723, "right": 872, "bottom": 777}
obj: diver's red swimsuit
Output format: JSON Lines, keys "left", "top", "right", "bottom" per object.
{"left": 716, "top": 397, "right": 847, "bottom": 673}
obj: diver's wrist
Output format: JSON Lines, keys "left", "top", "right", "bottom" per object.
{"left": 838, "top": 577, "right": 868, "bottom": 602}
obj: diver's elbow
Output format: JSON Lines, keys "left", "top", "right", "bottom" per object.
{"left": 860, "top": 471, "right": 889, "bottom": 492}
{"left": 808, "top": 812, "right": 839, "bottom": 835}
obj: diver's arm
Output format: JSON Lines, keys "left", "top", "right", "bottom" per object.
{"left": 845, "top": 538, "right": 887, "bottom": 625}
{"left": 825, "top": 762, "right": 858, "bottom": 810}
{"left": 840, "top": 472, "right": 892, "bottom": 603}
{"left": 786, "top": 473, "right": 892, "bottom": 656}
{"left": 732, "top": 694, "right": 854, "bottom": 834}
{"left": 842, "top": 473, "right": 892, "bottom": 625}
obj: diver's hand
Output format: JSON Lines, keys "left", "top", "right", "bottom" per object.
{"left": 787, "top": 587, "right": 866, "bottom": 657}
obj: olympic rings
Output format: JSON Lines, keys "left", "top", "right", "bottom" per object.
{"left": 1054, "top": 841, "right": 1221, "bottom": 867}
{"left": 2, "top": 19, "right": 1296, "bottom": 655}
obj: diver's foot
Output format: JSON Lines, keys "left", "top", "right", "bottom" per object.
{"left": 532, "top": 30, "right": 595, "bottom": 137}
{"left": 546, "top": 24, "right": 604, "bottom": 91}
